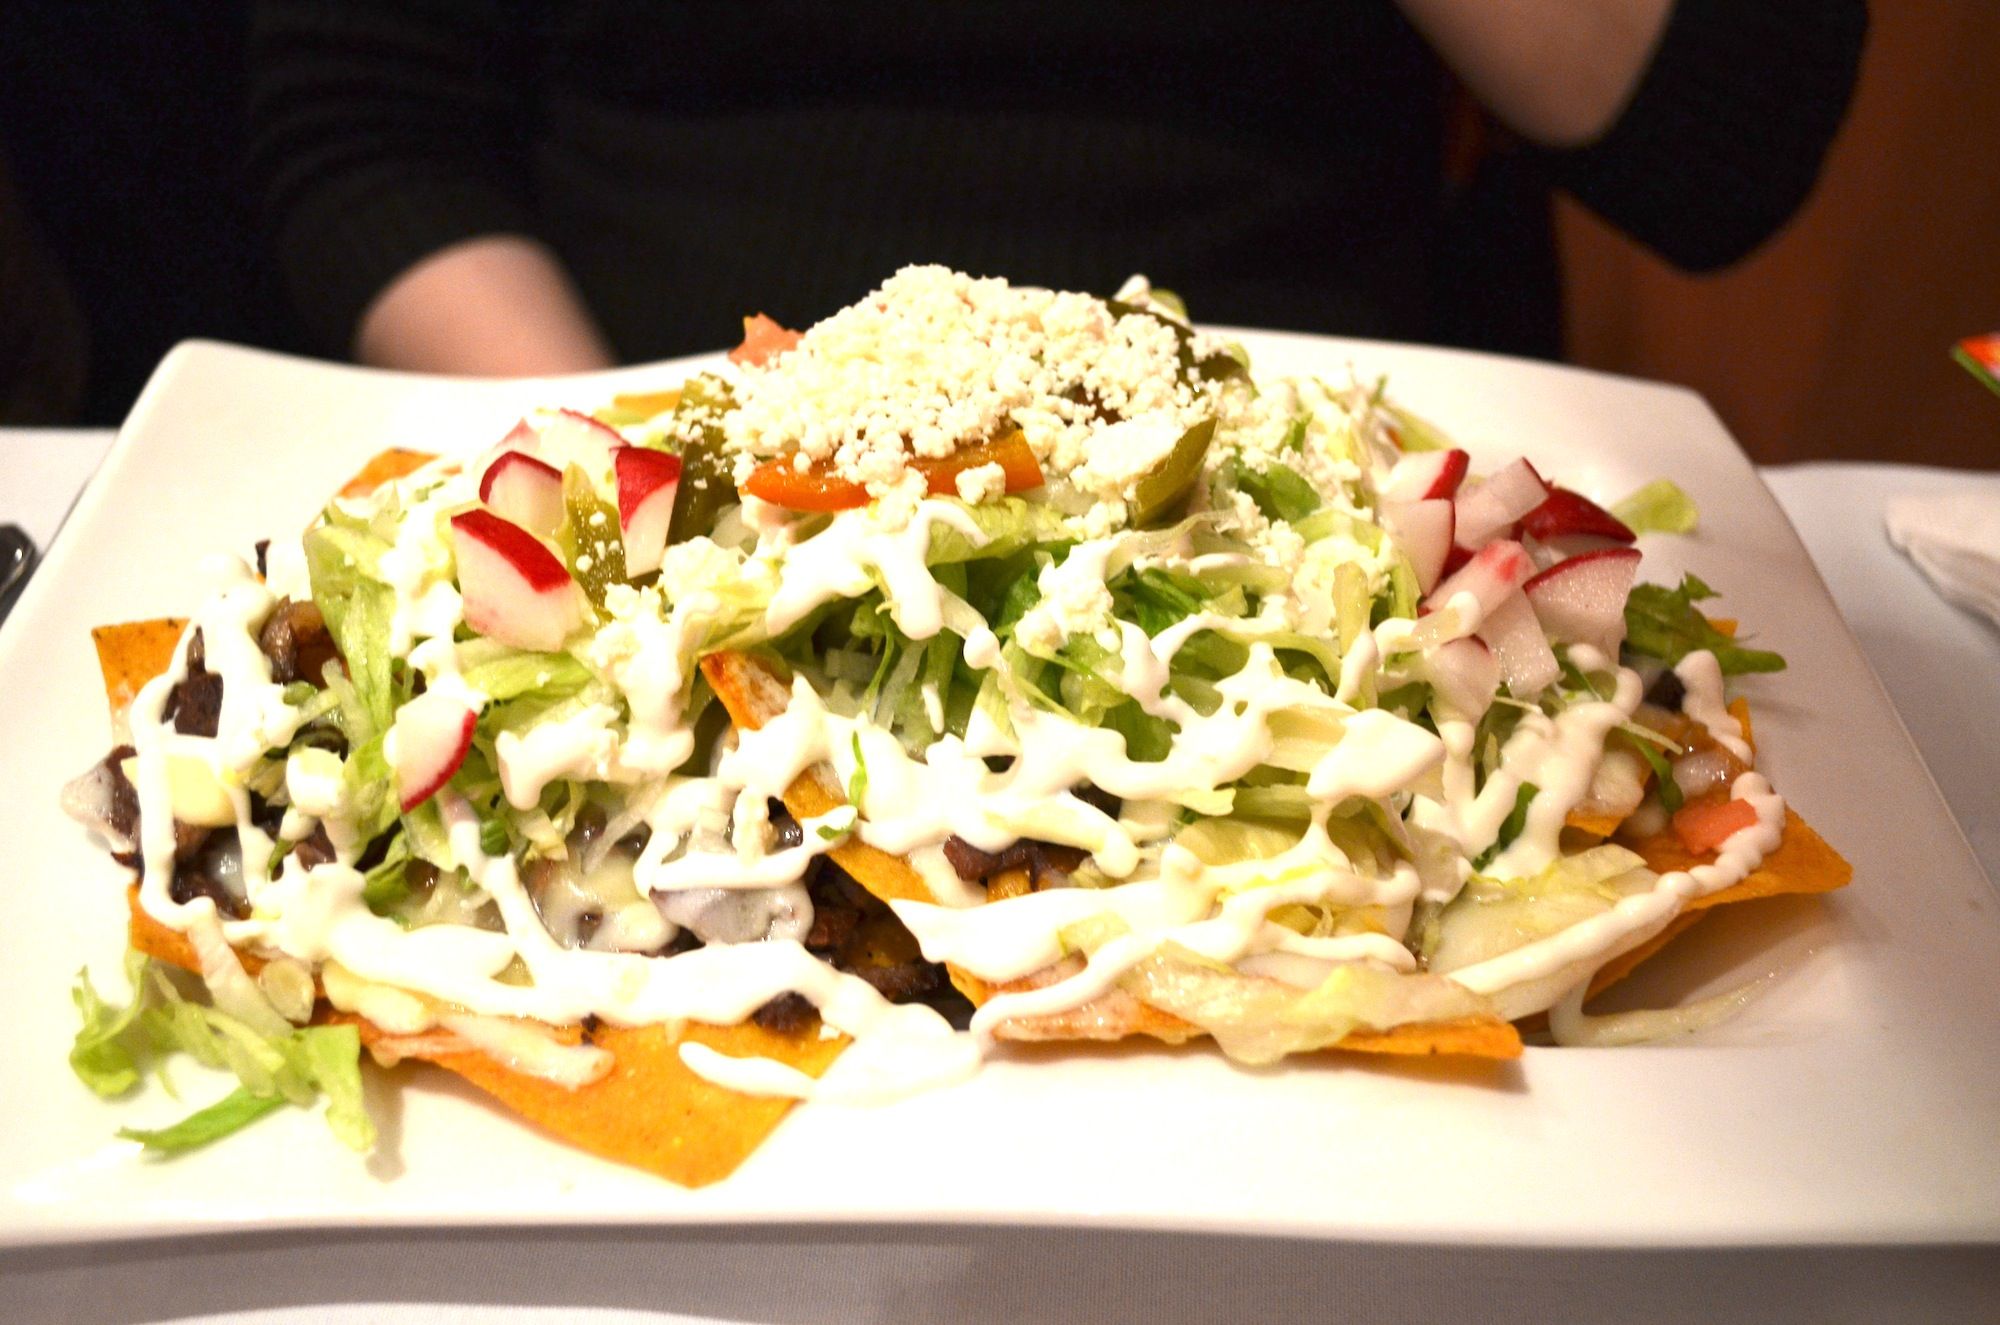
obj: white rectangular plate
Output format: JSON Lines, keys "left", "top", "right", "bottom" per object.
{"left": 5, "top": 335, "right": 1998, "bottom": 1249}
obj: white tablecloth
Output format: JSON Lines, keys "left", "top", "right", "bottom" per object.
{"left": 3, "top": 432, "right": 1996, "bottom": 1323}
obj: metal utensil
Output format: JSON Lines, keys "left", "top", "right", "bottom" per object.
{"left": 0, "top": 524, "right": 37, "bottom": 624}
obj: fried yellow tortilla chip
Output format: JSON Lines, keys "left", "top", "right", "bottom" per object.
{"left": 380, "top": 1020, "right": 845, "bottom": 1187}
{"left": 337, "top": 447, "right": 437, "bottom": 498}
{"left": 92, "top": 618, "right": 188, "bottom": 727}
{"left": 703, "top": 648, "right": 1523, "bottom": 1061}
{"left": 93, "top": 451, "right": 843, "bottom": 1185}
{"left": 702, "top": 650, "right": 934, "bottom": 905}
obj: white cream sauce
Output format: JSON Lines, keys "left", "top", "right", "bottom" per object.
{"left": 116, "top": 351, "right": 1790, "bottom": 1106}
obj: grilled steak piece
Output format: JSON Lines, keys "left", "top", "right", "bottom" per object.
{"left": 258, "top": 598, "right": 340, "bottom": 686}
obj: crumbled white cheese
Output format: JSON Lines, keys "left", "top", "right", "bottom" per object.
{"left": 724, "top": 266, "right": 1212, "bottom": 514}
{"left": 1070, "top": 416, "right": 1184, "bottom": 500}
{"left": 1012, "top": 541, "right": 1117, "bottom": 656}
{"left": 954, "top": 461, "right": 1008, "bottom": 505}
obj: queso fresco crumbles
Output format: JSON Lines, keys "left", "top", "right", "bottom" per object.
{"left": 64, "top": 267, "right": 1850, "bottom": 1183}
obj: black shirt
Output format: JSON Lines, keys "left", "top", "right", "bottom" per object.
{"left": 251, "top": 0, "right": 1865, "bottom": 362}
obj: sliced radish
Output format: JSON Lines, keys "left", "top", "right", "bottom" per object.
{"left": 1521, "top": 488, "right": 1636, "bottom": 544}
{"left": 389, "top": 688, "right": 479, "bottom": 812}
{"left": 1425, "top": 635, "right": 1500, "bottom": 718}
{"left": 1453, "top": 458, "right": 1550, "bottom": 550}
{"left": 1381, "top": 498, "right": 1454, "bottom": 594}
{"left": 1423, "top": 538, "right": 1533, "bottom": 621}
{"left": 449, "top": 509, "right": 584, "bottom": 652}
{"left": 1523, "top": 546, "right": 1641, "bottom": 658}
{"left": 1380, "top": 448, "right": 1469, "bottom": 504}
{"left": 614, "top": 446, "right": 683, "bottom": 577}
{"left": 1528, "top": 532, "right": 1630, "bottom": 566}
{"left": 479, "top": 451, "right": 565, "bottom": 537}
{"left": 540, "top": 407, "right": 625, "bottom": 465}
{"left": 498, "top": 418, "right": 540, "bottom": 451}
{"left": 1477, "top": 588, "right": 1559, "bottom": 697}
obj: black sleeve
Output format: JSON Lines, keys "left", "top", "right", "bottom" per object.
{"left": 247, "top": 0, "right": 542, "bottom": 354}
{"left": 1546, "top": 0, "right": 1868, "bottom": 272}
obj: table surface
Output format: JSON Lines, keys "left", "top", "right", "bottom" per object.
{"left": 3, "top": 429, "right": 1996, "bottom": 1323}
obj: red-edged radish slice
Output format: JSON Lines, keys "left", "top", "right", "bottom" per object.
{"left": 1523, "top": 546, "right": 1641, "bottom": 658}
{"left": 1672, "top": 795, "right": 1761, "bottom": 855}
{"left": 479, "top": 451, "right": 565, "bottom": 537}
{"left": 1380, "top": 448, "right": 1470, "bottom": 504}
{"left": 1381, "top": 498, "right": 1455, "bottom": 594}
{"left": 1423, "top": 538, "right": 1533, "bottom": 620}
{"left": 449, "top": 509, "right": 584, "bottom": 652}
{"left": 1521, "top": 487, "right": 1636, "bottom": 544}
{"left": 614, "top": 446, "right": 683, "bottom": 576}
{"left": 1453, "top": 458, "right": 1550, "bottom": 550}
{"left": 1477, "top": 587, "right": 1560, "bottom": 697}
{"left": 1425, "top": 635, "right": 1501, "bottom": 718}
{"left": 389, "top": 688, "right": 479, "bottom": 812}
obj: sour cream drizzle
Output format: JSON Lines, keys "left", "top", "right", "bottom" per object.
{"left": 115, "top": 350, "right": 1791, "bottom": 1104}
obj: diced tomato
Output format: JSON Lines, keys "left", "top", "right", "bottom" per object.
{"left": 1671, "top": 795, "right": 1760, "bottom": 855}
{"left": 741, "top": 431, "right": 1045, "bottom": 511}
{"left": 728, "top": 314, "right": 802, "bottom": 367}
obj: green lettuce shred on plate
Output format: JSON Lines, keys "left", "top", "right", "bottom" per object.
{"left": 70, "top": 950, "right": 375, "bottom": 1155}
{"left": 1611, "top": 478, "right": 1700, "bottom": 536}
{"left": 1624, "top": 574, "right": 1786, "bottom": 676}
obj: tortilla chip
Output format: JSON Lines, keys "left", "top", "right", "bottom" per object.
{"left": 1565, "top": 809, "right": 1627, "bottom": 838}
{"left": 98, "top": 594, "right": 834, "bottom": 1185}
{"left": 955, "top": 956, "right": 1521, "bottom": 1059}
{"left": 1586, "top": 911, "right": 1706, "bottom": 999}
{"left": 701, "top": 650, "right": 934, "bottom": 905}
{"left": 1628, "top": 807, "right": 1851, "bottom": 907}
{"left": 337, "top": 448, "right": 436, "bottom": 498}
{"left": 394, "top": 1020, "right": 845, "bottom": 1187}
{"left": 92, "top": 619, "right": 189, "bottom": 725}
{"left": 127, "top": 884, "right": 831, "bottom": 1185}
{"left": 704, "top": 649, "right": 1521, "bottom": 1061}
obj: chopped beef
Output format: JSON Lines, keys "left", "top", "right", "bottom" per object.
{"left": 63, "top": 744, "right": 144, "bottom": 864}
{"left": 942, "top": 835, "right": 1087, "bottom": 888}
{"left": 804, "top": 868, "right": 868, "bottom": 955}
{"left": 173, "top": 819, "right": 213, "bottom": 860}
{"left": 769, "top": 802, "right": 804, "bottom": 850}
{"left": 170, "top": 829, "right": 248, "bottom": 919}
{"left": 292, "top": 724, "right": 350, "bottom": 759}
{"left": 292, "top": 823, "right": 337, "bottom": 871}
{"left": 164, "top": 668, "right": 224, "bottom": 737}
{"left": 1076, "top": 784, "right": 1122, "bottom": 819}
{"left": 853, "top": 959, "right": 944, "bottom": 1002}
{"left": 924, "top": 984, "right": 977, "bottom": 1032}
{"left": 248, "top": 790, "right": 287, "bottom": 837}
{"left": 1643, "top": 666, "right": 1687, "bottom": 711}
{"left": 751, "top": 991, "right": 816, "bottom": 1033}
{"left": 97, "top": 744, "right": 140, "bottom": 846}
{"left": 258, "top": 598, "right": 340, "bottom": 686}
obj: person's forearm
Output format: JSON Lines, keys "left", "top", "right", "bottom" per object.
{"left": 1397, "top": 0, "right": 1673, "bottom": 147}
{"left": 354, "top": 234, "right": 617, "bottom": 376}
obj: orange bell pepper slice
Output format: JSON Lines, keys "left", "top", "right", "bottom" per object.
{"left": 741, "top": 432, "right": 1045, "bottom": 511}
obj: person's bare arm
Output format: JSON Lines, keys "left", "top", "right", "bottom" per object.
{"left": 354, "top": 234, "right": 616, "bottom": 376}
{"left": 1396, "top": 0, "right": 1674, "bottom": 147}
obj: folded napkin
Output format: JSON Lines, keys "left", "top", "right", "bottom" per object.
{"left": 1884, "top": 487, "right": 2000, "bottom": 629}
